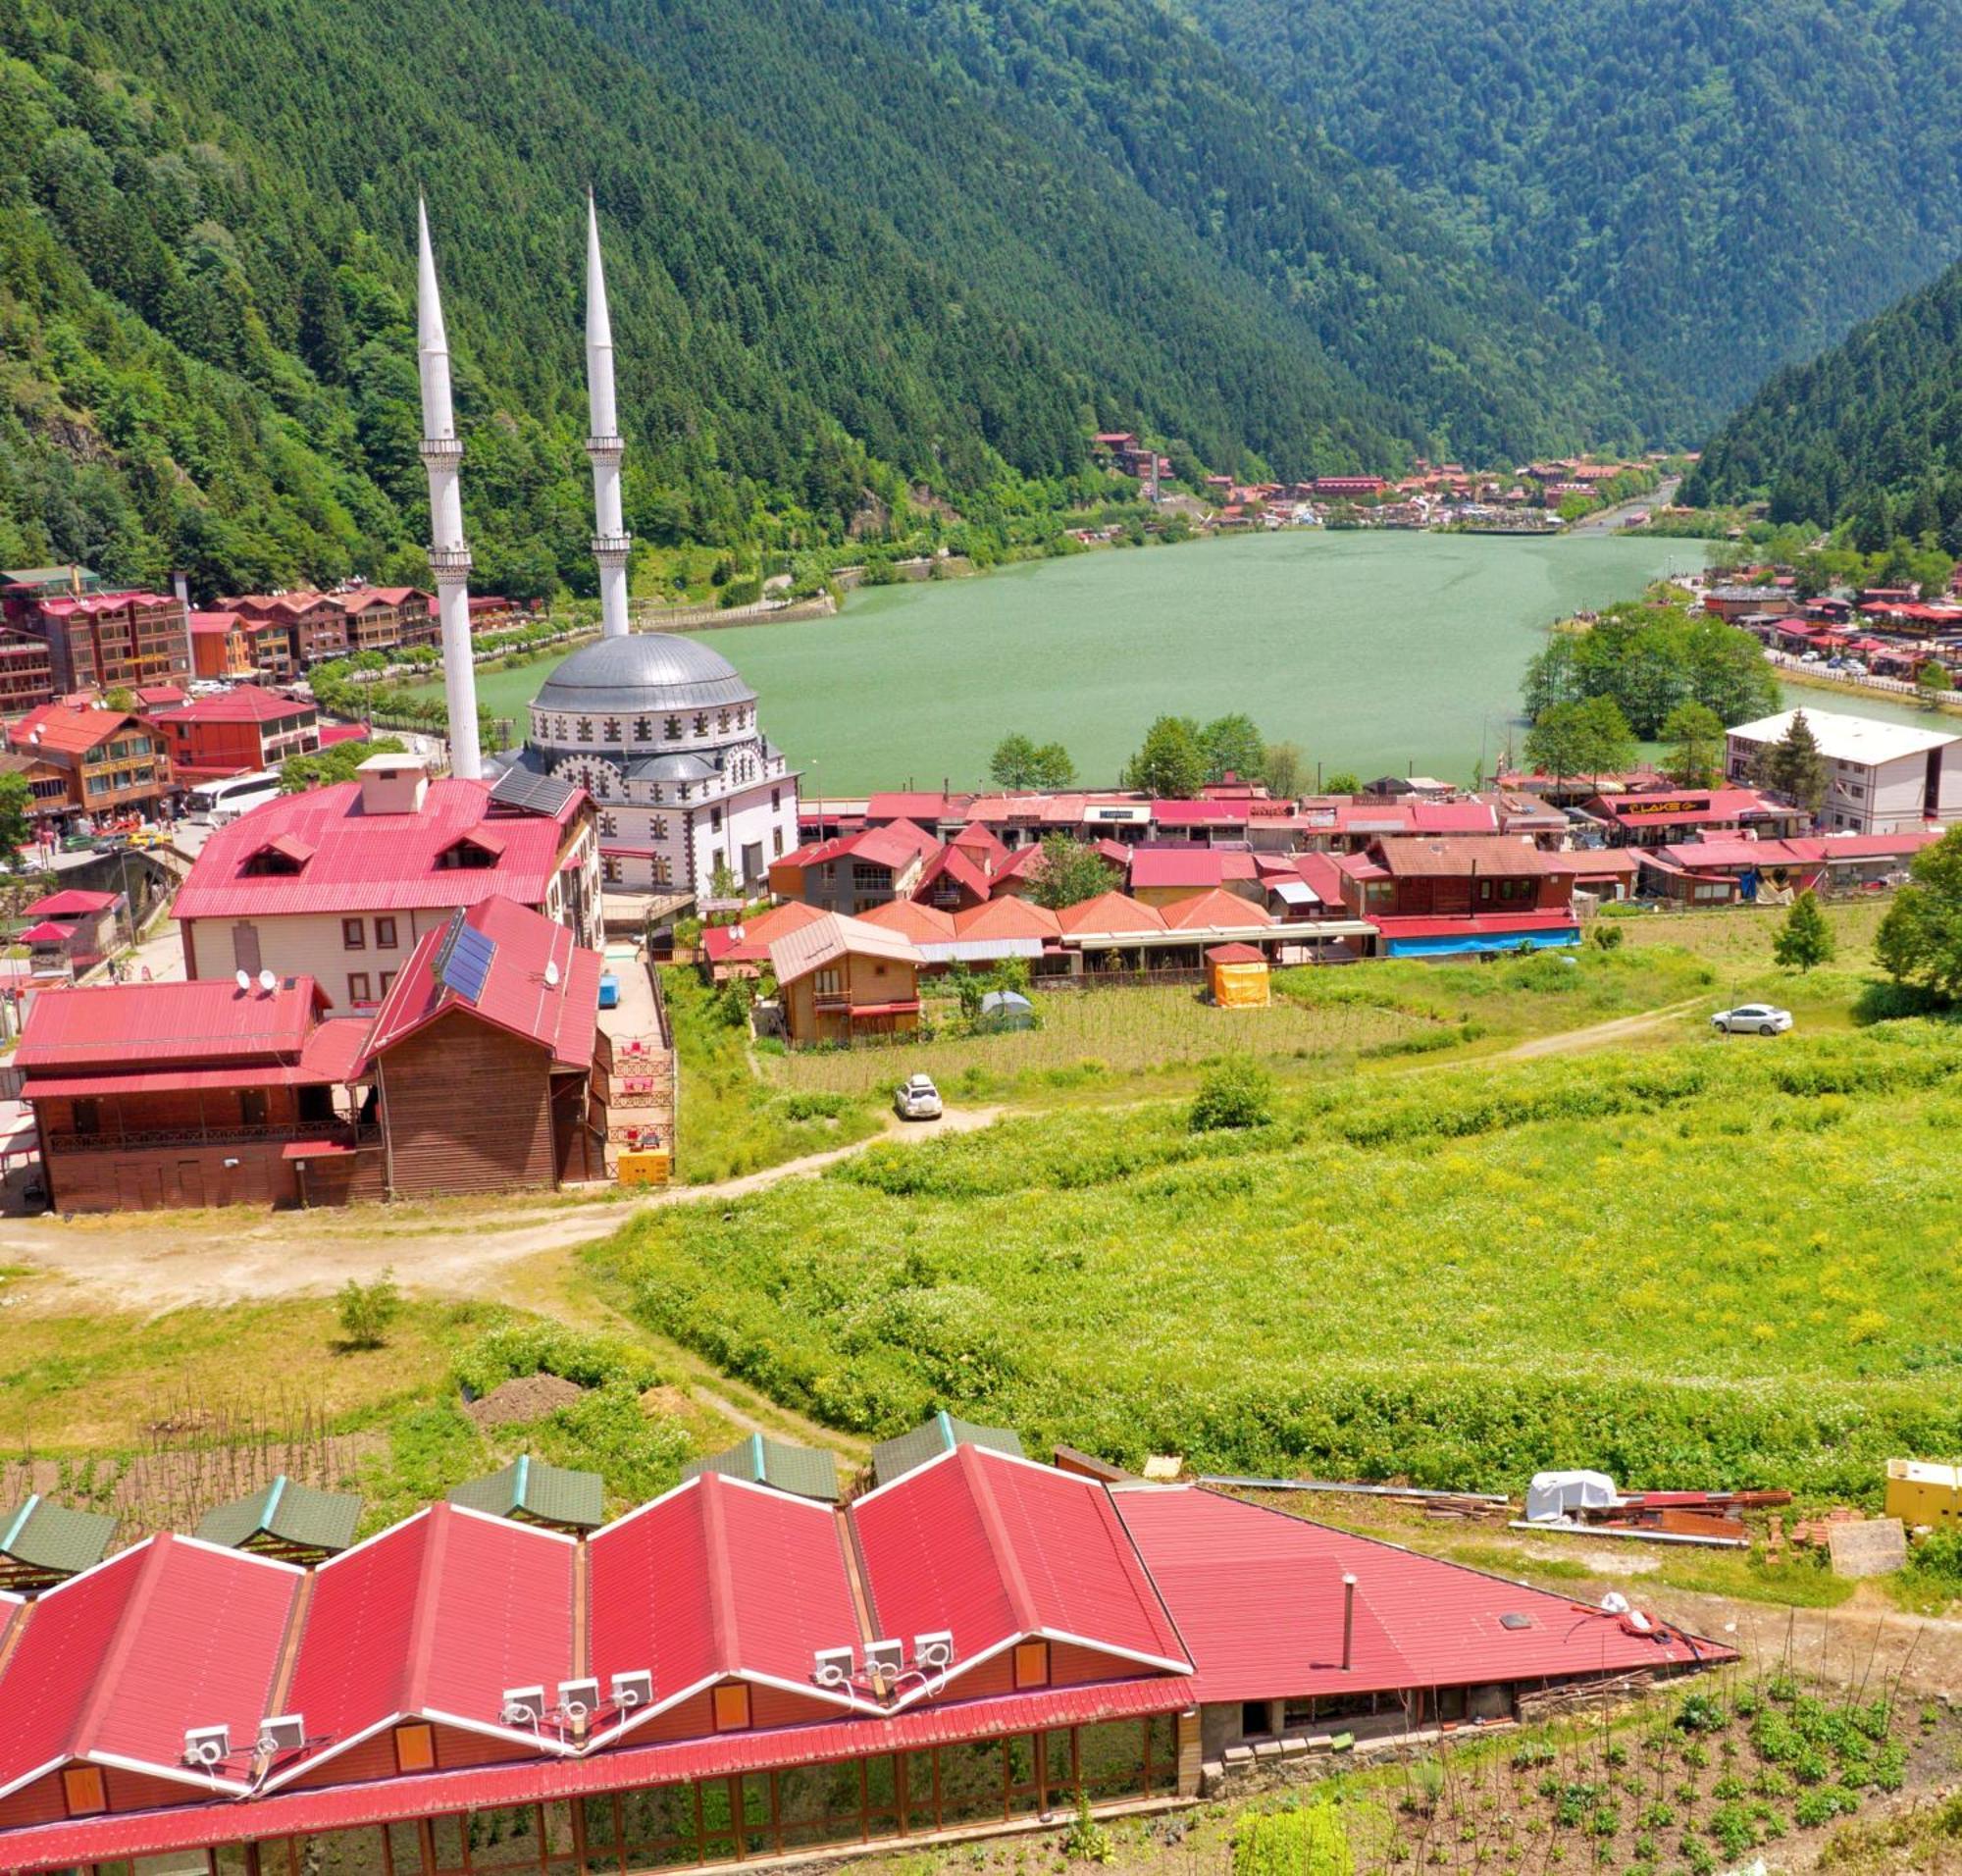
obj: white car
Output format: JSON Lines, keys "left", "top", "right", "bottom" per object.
{"left": 1711, "top": 1004, "right": 1793, "bottom": 1036}
{"left": 893, "top": 1073, "right": 944, "bottom": 1120}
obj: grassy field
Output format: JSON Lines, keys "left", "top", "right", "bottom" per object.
{"left": 594, "top": 974, "right": 1962, "bottom": 1499}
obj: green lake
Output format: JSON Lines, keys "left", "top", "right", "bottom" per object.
{"left": 455, "top": 531, "right": 1936, "bottom": 793}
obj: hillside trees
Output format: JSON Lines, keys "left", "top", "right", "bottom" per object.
{"left": 1522, "top": 601, "right": 1777, "bottom": 739}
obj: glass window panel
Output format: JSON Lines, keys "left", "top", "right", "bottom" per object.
{"left": 1147, "top": 1714, "right": 1178, "bottom": 1793}
{"left": 938, "top": 1740, "right": 1006, "bottom": 1825}
{"left": 864, "top": 1756, "right": 897, "bottom": 1817}
{"left": 697, "top": 1782, "right": 733, "bottom": 1837}
{"left": 776, "top": 1764, "right": 829, "bottom": 1845}
{"left": 580, "top": 1798, "right": 619, "bottom": 1876}
{"left": 430, "top": 1818, "right": 467, "bottom": 1876}
{"left": 540, "top": 1803, "right": 577, "bottom": 1871}
{"left": 386, "top": 1824, "right": 426, "bottom": 1876}
{"left": 214, "top": 1851, "right": 249, "bottom": 1876}
{"left": 255, "top": 1844, "right": 298, "bottom": 1876}
{"left": 618, "top": 1786, "right": 697, "bottom": 1869}
{"left": 1078, "top": 1722, "right": 1148, "bottom": 1799}
{"left": 467, "top": 1808, "right": 540, "bottom": 1874}
{"left": 1007, "top": 1735, "right": 1041, "bottom": 1815}
{"left": 298, "top": 1833, "right": 388, "bottom": 1876}
{"left": 1043, "top": 1730, "right": 1077, "bottom": 1804}
{"left": 132, "top": 1857, "right": 211, "bottom": 1876}
{"left": 903, "top": 1750, "right": 938, "bottom": 1833}
{"left": 739, "top": 1775, "right": 773, "bottom": 1856}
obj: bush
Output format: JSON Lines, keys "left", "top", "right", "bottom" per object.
{"left": 1231, "top": 1802, "right": 1353, "bottom": 1876}
{"left": 336, "top": 1271, "right": 401, "bottom": 1348}
{"left": 1589, "top": 921, "right": 1626, "bottom": 950}
{"left": 1189, "top": 1056, "right": 1273, "bottom": 1131}
{"left": 718, "top": 576, "right": 764, "bottom": 608}
{"left": 1063, "top": 1791, "right": 1114, "bottom": 1865}
{"left": 453, "top": 1321, "right": 661, "bottom": 1396}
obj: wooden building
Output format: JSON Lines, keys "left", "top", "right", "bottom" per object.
{"left": 153, "top": 688, "right": 320, "bottom": 784}
{"left": 765, "top": 913, "right": 923, "bottom": 1046}
{"left": 5, "top": 700, "right": 173, "bottom": 819}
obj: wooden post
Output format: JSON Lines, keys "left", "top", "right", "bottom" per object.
{"left": 1176, "top": 1707, "right": 1203, "bottom": 1797}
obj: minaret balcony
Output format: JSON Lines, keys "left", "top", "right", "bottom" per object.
{"left": 419, "top": 437, "right": 464, "bottom": 464}
{"left": 585, "top": 435, "right": 626, "bottom": 461}
{"left": 428, "top": 545, "right": 474, "bottom": 576}
{"left": 592, "top": 532, "right": 634, "bottom": 557}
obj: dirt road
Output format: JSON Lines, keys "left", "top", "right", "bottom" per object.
{"left": 1500, "top": 999, "right": 1702, "bottom": 1060}
{"left": 0, "top": 1105, "right": 1001, "bottom": 1316}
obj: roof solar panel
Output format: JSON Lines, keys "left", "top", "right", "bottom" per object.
{"left": 440, "top": 924, "right": 498, "bottom": 1004}
{"left": 488, "top": 765, "right": 578, "bottom": 817}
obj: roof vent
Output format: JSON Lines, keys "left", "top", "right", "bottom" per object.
{"left": 1499, "top": 1613, "right": 1533, "bottom": 1632}
{"left": 500, "top": 1686, "right": 546, "bottom": 1727}
{"left": 557, "top": 1677, "right": 600, "bottom": 1721}
{"left": 610, "top": 1669, "right": 652, "bottom": 1711}
{"left": 813, "top": 1645, "right": 854, "bottom": 1689}
{"left": 864, "top": 1639, "right": 903, "bottom": 1692}
{"left": 183, "top": 1724, "right": 232, "bottom": 1768}
{"left": 913, "top": 1630, "right": 955, "bottom": 1673}
{"left": 258, "top": 1714, "right": 306, "bottom": 1756}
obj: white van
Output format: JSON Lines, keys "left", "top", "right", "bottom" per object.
{"left": 186, "top": 769, "right": 284, "bottom": 826}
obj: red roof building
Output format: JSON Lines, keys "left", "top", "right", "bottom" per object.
{"left": 0, "top": 1450, "right": 1728, "bottom": 1876}
{"left": 767, "top": 821, "right": 940, "bottom": 913}
{"left": 4, "top": 701, "right": 172, "bottom": 818}
{"left": 1587, "top": 787, "right": 1801, "bottom": 849}
{"left": 151, "top": 688, "right": 320, "bottom": 784}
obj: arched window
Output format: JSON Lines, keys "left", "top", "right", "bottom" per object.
{"left": 576, "top": 717, "right": 594, "bottom": 741}
{"left": 693, "top": 713, "right": 708, "bottom": 737}
{"left": 664, "top": 716, "right": 682, "bottom": 741}
{"left": 602, "top": 718, "right": 621, "bottom": 743}
{"left": 634, "top": 717, "right": 652, "bottom": 742}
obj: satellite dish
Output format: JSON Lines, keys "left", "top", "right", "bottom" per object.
{"left": 234, "top": 969, "right": 251, "bottom": 991}
{"left": 258, "top": 968, "right": 277, "bottom": 993}
{"left": 543, "top": 960, "right": 560, "bottom": 987}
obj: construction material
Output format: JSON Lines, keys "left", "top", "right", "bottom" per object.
{"left": 1201, "top": 1474, "right": 1510, "bottom": 1506}
{"left": 1522, "top": 1470, "right": 1787, "bottom": 1547}
{"left": 1829, "top": 1518, "right": 1907, "bottom": 1579}
{"left": 1511, "top": 1518, "right": 1748, "bottom": 1550}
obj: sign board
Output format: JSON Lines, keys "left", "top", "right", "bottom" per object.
{"left": 1828, "top": 1518, "right": 1907, "bottom": 1580}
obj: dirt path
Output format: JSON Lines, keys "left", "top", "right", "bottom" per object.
{"left": 0, "top": 1105, "right": 1002, "bottom": 1317}
{"left": 1499, "top": 998, "right": 1702, "bottom": 1060}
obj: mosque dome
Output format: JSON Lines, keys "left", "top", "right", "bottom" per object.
{"left": 532, "top": 634, "right": 755, "bottom": 717}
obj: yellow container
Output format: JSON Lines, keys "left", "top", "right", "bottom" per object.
{"left": 616, "top": 1150, "right": 671, "bottom": 1188}
{"left": 1885, "top": 1458, "right": 1962, "bottom": 1527}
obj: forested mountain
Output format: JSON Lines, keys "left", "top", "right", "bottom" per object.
{"left": 0, "top": 0, "right": 1662, "bottom": 599}
{"left": 1683, "top": 257, "right": 1962, "bottom": 553}
{"left": 1181, "top": 0, "right": 1962, "bottom": 424}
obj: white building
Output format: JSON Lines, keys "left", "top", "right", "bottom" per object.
{"left": 1726, "top": 708, "right": 1962, "bottom": 834}
{"left": 521, "top": 636, "right": 799, "bottom": 897}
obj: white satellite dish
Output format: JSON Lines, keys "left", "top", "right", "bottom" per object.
{"left": 543, "top": 960, "right": 560, "bottom": 987}
{"left": 234, "top": 969, "right": 251, "bottom": 991}
{"left": 258, "top": 968, "right": 277, "bottom": 993}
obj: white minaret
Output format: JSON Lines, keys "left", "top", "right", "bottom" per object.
{"left": 585, "top": 192, "right": 631, "bottom": 641}
{"left": 416, "top": 196, "right": 483, "bottom": 781}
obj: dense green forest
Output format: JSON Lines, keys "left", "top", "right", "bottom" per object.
{"left": 1182, "top": 0, "right": 1962, "bottom": 424}
{"left": 1684, "top": 255, "right": 1962, "bottom": 557}
{"left": 0, "top": 0, "right": 1664, "bottom": 601}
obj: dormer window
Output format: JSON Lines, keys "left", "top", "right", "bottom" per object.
{"left": 439, "top": 832, "right": 503, "bottom": 870}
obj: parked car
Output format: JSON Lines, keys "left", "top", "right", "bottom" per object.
{"left": 893, "top": 1073, "right": 943, "bottom": 1120}
{"left": 1711, "top": 1003, "right": 1793, "bottom": 1036}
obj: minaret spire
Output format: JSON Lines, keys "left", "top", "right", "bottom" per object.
{"left": 416, "top": 196, "right": 483, "bottom": 780}
{"left": 584, "top": 191, "right": 632, "bottom": 641}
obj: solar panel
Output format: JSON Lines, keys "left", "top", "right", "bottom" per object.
{"left": 440, "top": 924, "right": 498, "bottom": 1004}
{"left": 488, "top": 765, "right": 578, "bottom": 817}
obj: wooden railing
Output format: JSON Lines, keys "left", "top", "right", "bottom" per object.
{"left": 50, "top": 1120, "right": 381, "bottom": 1154}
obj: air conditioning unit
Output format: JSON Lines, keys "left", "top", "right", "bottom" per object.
{"left": 500, "top": 1686, "right": 547, "bottom": 1727}
{"left": 183, "top": 1725, "right": 232, "bottom": 1768}
{"left": 610, "top": 1669, "right": 653, "bottom": 1711}
{"left": 557, "top": 1678, "right": 600, "bottom": 1719}
{"left": 258, "top": 1714, "right": 306, "bottom": 1756}
{"left": 913, "top": 1631, "right": 955, "bottom": 1672}
{"left": 864, "top": 1639, "right": 903, "bottom": 1680}
{"left": 812, "top": 1645, "right": 854, "bottom": 1689}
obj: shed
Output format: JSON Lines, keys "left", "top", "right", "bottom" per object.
{"left": 681, "top": 1433, "right": 840, "bottom": 1503}
{"left": 870, "top": 1410, "right": 1025, "bottom": 1488}
{"left": 977, "top": 989, "right": 1035, "bottom": 1030}
{"left": 1205, "top": 942, "right": 1269, "bottom": 1008}
{"left": 0, "top": 1494, "right": 117, "bottom": 1592}
{"left": 447, "top": 1454, "right": 605, "bottom": 1531}
{"left": 194, "top": 1475, "right": 362, "bottom": 1563}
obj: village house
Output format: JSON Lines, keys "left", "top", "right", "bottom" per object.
{"left": 0, "top": 586, "right": 191, "bottom": 693}
{"left": 1583, "top": 785, "right": 1801, "bottom": 850}
{"left": 152, "top": 688, "right": 321, "bottom": 785}
{"left": 769, "top": 821, "right": 939, "bottom": 913}
{"left": 1725, "top": 709, "right": 1962, "bottom": 835}
{"left": 0, "top": 629, "right": 55, "bottom": 715}
{"left": 0, "top": 748, "right": 72, "bottom": 827}
{"left": 767, "top": 912, "right": 924, "bottom": 1046}
{"left": 1334, "top": 836, "right": 1580, "bottom": 957}
{"left": 186, "top": 611, "right": 261, "bottom": 682}
{"left": 0, "top": 1443, "right": 1727, "bottom": 1876}
{"left": 15, "top": 888, "right": 124, "bottom": 979}
{"left": 171, "top": 756, "right": 599, "bottom": 1011}
{"left": 1637, "top": 831, "right": 1945, "bottom": 905}
{"left": 4, "top": 699, "right": 173, "bottom": 820}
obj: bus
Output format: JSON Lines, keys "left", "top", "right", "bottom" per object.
{"left": 186, "top": 769, "right": 284, "bottom": 825}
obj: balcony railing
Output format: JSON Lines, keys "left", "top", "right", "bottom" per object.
{"left": 49, "top": 1121, "right": 381, "bottom": 1155}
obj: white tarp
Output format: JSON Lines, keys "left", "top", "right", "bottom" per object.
{"left": 1525, "top": 1469, "right": 1619, "bottom": 1523}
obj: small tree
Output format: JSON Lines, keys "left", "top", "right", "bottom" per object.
{"left": 1189, "top": 1057, "right": 1272, "bottom": 1132}
{"left": 1027, "top": 834, "right": 1117, "bottom": 910}
{"left": 1525, "top": 695, "right": 1635, "bottom": 791}
{"left": 990, "top": 733, "right": 1075, "bottom": 789}
{"left": 1123, "top": 715, "right": 1206, "bottom": 798}
{"left": 1261, "top": 740, "right": 1307, "bottom": 799}
{"left": 1199, "top": 711, "right": 1266, "bottom": 784}
{"left": 1917, "top": 661, "right": 1954, "bottom": 711}
{"left": 1753, "top": 710, "right": 1829, "bottom": 818}
{"left": 1772, "top": 890, "right": 1834, "bottom": 972}
{"left": 1877, "top": 824, "right": 1962, "bottom": 999}
{"left": 1660, "top": 701, "right": 1726, "bottom": 787}
{"left": 1321, "top": 769, "right": 1362, "bottom": 796}
{"left": 0, "top": 771, "right": 32, "bottom": 863}
{"left": 336, "top": 1270, "right": 401, "bottom": 1349}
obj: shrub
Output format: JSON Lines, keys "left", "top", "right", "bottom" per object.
{"left": 453, "top": 1321, "right": 661, "bottom": 1396}
{"left": 336, "top": 1270, "right": 401, "bottom": 1348}
{"left": 1675, "top": 1693, "right": 1726, "bottom": 1733}
{"left": 1064, "top": 1792, "right": 1114, "bottom": 1865}
{"left": 1589, "top": 922, "right": 1625, "bottom": 951}
{"left": 1189, "top": 1056, "right": 1273, "bottom": 1131}
{"left": 1231, "top": 1802, "right": 1353, "bottom": 1876}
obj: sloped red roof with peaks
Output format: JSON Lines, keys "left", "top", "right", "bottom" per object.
{"left": 16, "top": 977, "right": 327, "bottom": 1072}
{"left": 1159, "top": 888, "right": 1273, "bottom": 931}
{"left": 6, "top": 703, "right": 148, "bottom": 757}
{"left": 913, "top": 845, "right": 993, "bottom": 904}
{"left": 1054, "top": 891, "right": 1166, "bottom": 937}
{"left": 951, "top": 896, "right": 1061, "bottom": 943}
{"left": 153, "top": 689, "right": 312, "bottom": 726}
{"left": 856, "top": 898, "right": 958, "bottom": 945}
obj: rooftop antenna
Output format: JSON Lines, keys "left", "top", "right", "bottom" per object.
{"left": 234, "top": 969, "right": 251, "bottom": 992}
{"left": 543, "top": 959, "right": 560, "bottom": 987}
{"left": 258, "top": 968, "right": 277, "bottom": 994}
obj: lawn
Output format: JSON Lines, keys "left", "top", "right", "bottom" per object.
{"left": 591, "top": 1009, "right": 1962, "bottom": 1499}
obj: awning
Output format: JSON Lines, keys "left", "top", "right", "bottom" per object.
{"left": 1270, "top": 879, "right": 1319, "bottom": 906}
{"left": 848, "top": 1001, "right": 921, "bottom": 1017}
{"left": 282, "top": 1139, "right": 357, "bottom": 1159}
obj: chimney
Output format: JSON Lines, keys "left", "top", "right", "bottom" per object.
{"left": 1341, "top": 1574, "right": 1357, "bottom": 1671}
{"left": 357, "top": 754, "right": 431, "bottom": 816}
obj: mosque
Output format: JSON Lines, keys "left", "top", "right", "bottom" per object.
{"left": 417, "top": 196, "right": 800, "bottom": 901}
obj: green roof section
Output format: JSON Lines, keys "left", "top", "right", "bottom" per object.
{"left": 681, "top": 1434, "right": 840, "bottom": 1503}
{"left": 448, "top": 1454, "right": 605, "bottom": 1530}
{"left": 870, "top": 1412, "right": 1025, "bottom": 1488}
{"left": 194, "top": 1476, "right": 362, "bottom": 1558}
{"left": 0, "top": 1495, "right": 118, "bottom": 1586}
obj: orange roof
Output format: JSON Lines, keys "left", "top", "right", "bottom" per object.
{"left": 952, "top": 896, "right": 1061, "bottom": 942}
{"left": 1160, "top": 888, "right": 1274, "bottom": 931}
{"left": 1055, "top": 891, "right": 1166, "bottom": 937}
{"left": 857, "top": 900, "right": 958, "bottom": 944}
{"left": 7, "top": 703, "right": 146, "bottom": 757}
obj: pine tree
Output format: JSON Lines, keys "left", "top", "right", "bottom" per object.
{"left": 1754, "top": 711, "right": 1829, "bottom": 818}
{"left": 1772, "top": 891, "right": 1833, "bottom": 973}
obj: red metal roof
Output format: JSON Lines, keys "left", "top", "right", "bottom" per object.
{"left": 1055, "top": 892, "right": 1166, "bottom": 937}
{"left": 363, "top": 896, "right": 600, "bottom": 1072}
{"left": 1158, "top": 889, "right": 1273, "bottom": 931}
{"left": 1205, "top": 943, "right": 1265, "bottom": 964}
{"left": 21, "top": 889, "right": 114, "bottom": 918}
{"left": 950, "top": 896, "right": 1061, "bottom": 943}
{"left": 857, "top": 899, "right": 959, "bottom": 944}
{"left": 1114, "top": 1487, "right": 1717, "bottom": 1704}
{"left": 853, "top": 1446, "right": 1190, "bottom": 1694}
{"left": 6, "top": 704, "right": 148, "bottom": 758}
{"left": 15, "top": 978, "right": 327, "bottom": 1072}
{"left": 864, "top": 792, "right": 955, "bottom": 822}
{"left": 700, "top": 901, "right": 828, "bottom": 966}
{"left": 153, "top": 689, "right": 312, "bottom": 726}
{"left": 16, "top": 922, "right": 76, "bottom": 945}
{"left": 913, "top": 845, "right": 994, "bottom": 903}
{"left": 173, "top": 779, "right": 573, "bottom": 922}
{"left": 1597, "top": 789, "right": 1779, "bottom": 827}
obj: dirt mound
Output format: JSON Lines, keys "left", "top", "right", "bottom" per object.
{"left": 465, "top": 1374, "right": 586, "bottom": 1429}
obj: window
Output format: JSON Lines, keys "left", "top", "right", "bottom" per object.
{"left": 773, "top": 828, "right": 785, "bottom": 857}
{"left": 394, "top": 1723, "right": 437, "bottom": 1774}
{"left": 379, "top": 970, "right": 395, "bottom": 997}
{"left": 72, "top": 1096, "right": 101, "bottom": 1137}
{"left": 664, "top": 716, "right": 682, "bottom": 741}
{"left": 717, "top": 711, "right": 730, "bottom": 733}
{"left": 813, "top": 966, "right": 844, "bottom": 998}
{"left": 634, "top": 717, "right": 652, "bottom": 742}
{"left": 342, "top": 917, "right": 366, "bottom": 950}
{"left": 600, "top": 812, "right": 619, "bottom": 838}
{"left": 712, "top": 1683, "right": 751, "bottom": 1732}
{"left": 649, "top": 815, "right": 670, "bottom": 841}
{"left": 347, "top": 972, "right": 372, "bottom": 1004}
{"left": 710, "top": 807, "right": 723, "bottom": 832}
{"left": 602, "top": 718, "right": 621, "bottom": 743}
{"left": 62, "top": 1765, "right": 106, "bottom": 1816}
{"left": 852, "top": 863, "right": 887, "bottom": 892}
{"left": 576, "top": 718, "right": 594, "bottom": 741}
{"left": 374, "top": 916, "right": 397, "bottom": 949}
{"left": 238, "top": 1089, "right": 270, "bottom": 1127}
{"left": 1013, "top": 1640, "right": 1050, "bottom": 1689}
{"left": 601, "top": 856, "right": 622, "bottom": 885}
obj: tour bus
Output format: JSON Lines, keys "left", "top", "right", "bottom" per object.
{"left": 186, "top": 768, "right": 284, "bottom": 826}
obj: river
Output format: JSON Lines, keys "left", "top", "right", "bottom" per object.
{"left": 457, "top": 531, "right": 1940, "bottom": 793}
